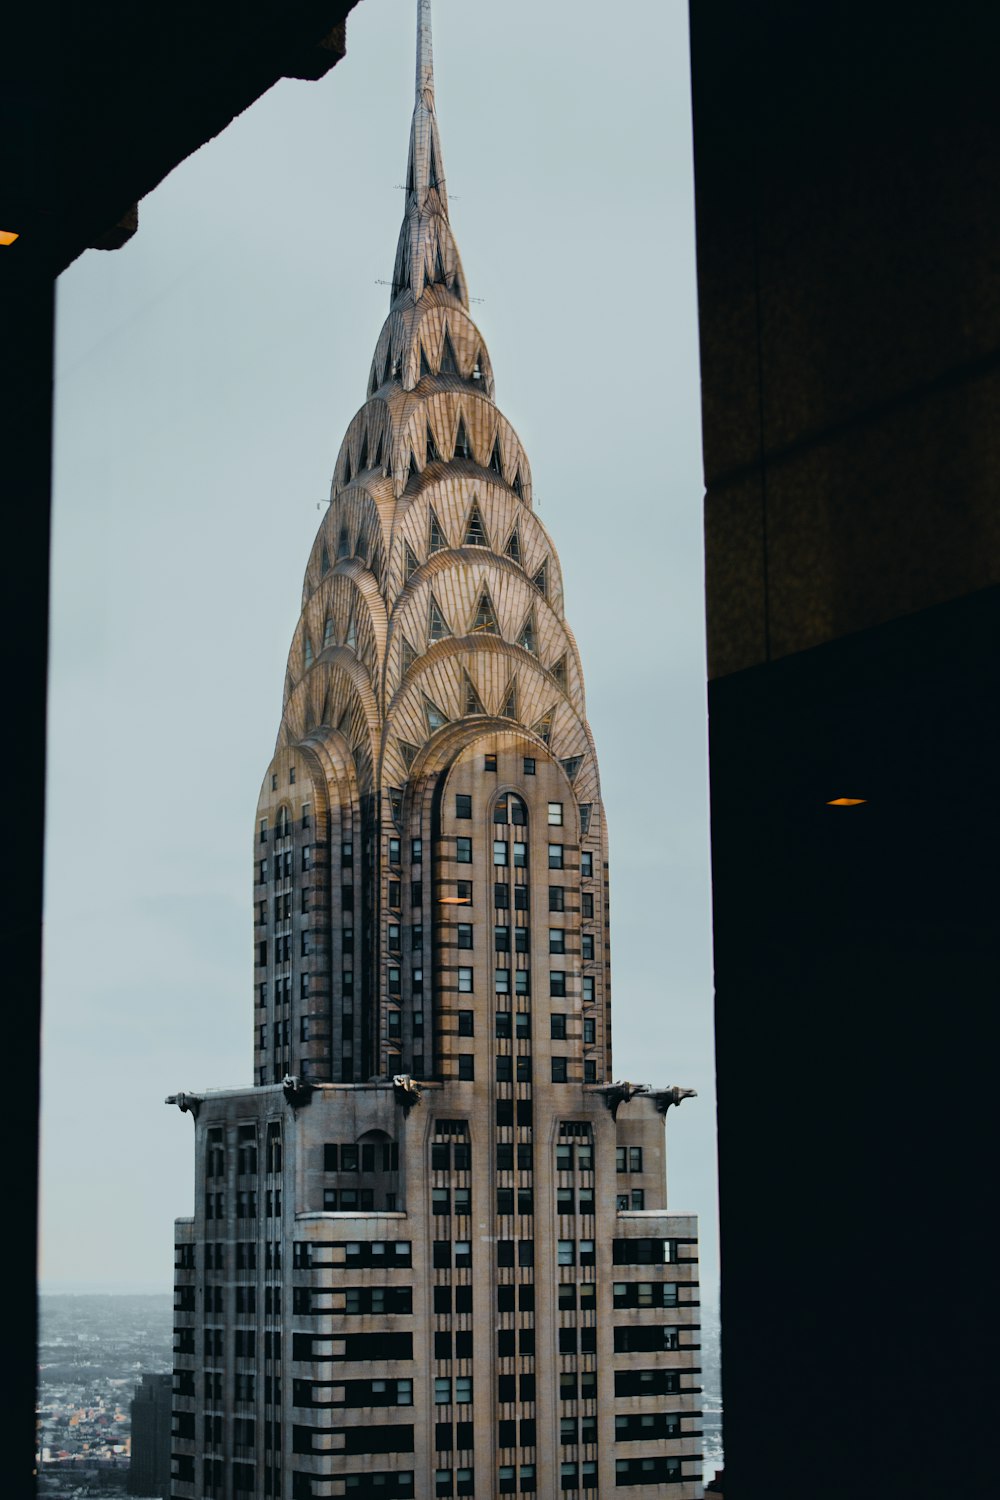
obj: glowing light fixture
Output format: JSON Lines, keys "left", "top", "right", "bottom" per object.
{"left": 0, "top": 230, "right": 19, "bottom": 247}
{"left": 827, "top": 797, "right": 866, "bottom": 806}
{"left": 438, "top": 895, "right": 472, "bottom": 905}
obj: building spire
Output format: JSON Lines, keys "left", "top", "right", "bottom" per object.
{"left": 416, "top": 0, "right": 434, "bottom": 103}
{"left": 392, "top": 0, "right": 467, "bottom": 307}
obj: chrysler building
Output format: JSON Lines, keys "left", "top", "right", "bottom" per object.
{"left": 170, "top": 5, "right": 702, "bottom": 1496}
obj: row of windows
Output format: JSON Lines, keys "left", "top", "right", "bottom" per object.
{"left": 323, "top": 1142, "right": 398, "bottom": 1172}
{"left": 452, "top": 838, "right": 594, "bottom": 875}
{"left": 452, "top": 969, "right": 585, "bottom": 998}
{"left": 455, "top": 794, "right": 563, "bottom": 825}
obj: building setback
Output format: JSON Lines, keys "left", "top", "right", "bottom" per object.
{"left": 169, "top": 5, "right": 702, "bottom": 1498}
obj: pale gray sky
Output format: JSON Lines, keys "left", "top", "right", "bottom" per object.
{"left": 42, "top": 0, "right": 714, "bottom": 1296}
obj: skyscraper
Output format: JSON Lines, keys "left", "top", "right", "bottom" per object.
{"left": 169, "top": 5, "right": 702, "bottom": 1497}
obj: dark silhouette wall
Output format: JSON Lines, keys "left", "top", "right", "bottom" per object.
{"left": 690, "top": 3, "right": 999, "bottom": 1497}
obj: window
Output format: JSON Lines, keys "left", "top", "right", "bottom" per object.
{"left": 579, "top": 1239, "right": 595, "bottom": 1266}
{"left": 495, "top": 1013, "right": 511, "bottom": 1038}
{"left": 516, "top": 1057, "right": 532, "bottom": 1083}
{"left": 581, "top": 852, "right": 593, "bottom": 877}
{"left": 583, "top": 1017, "right": 596, "bottom": 1044}
{"left": 484, "top": 754, "right": 497, "bottom": 772}
{"left": 549, "top": 928, "right": 565, "bottom": 954}
{"left": 435, "top": 1378, "right": 451, "bottom": 1405}
{"left": 631, "top": 1189, "right": 645, "bottom": 1209}
{"left": 458, "top": 968, "right": 473, "bottom": 993}
{"left": 523, "top": 758, "right": 535, "bottom": 775}
{"left": 548, "top": 802, "right": 563, "bottom": 826}
{"left": 495, "top": 968, "right": 510, "bottom": 994}
{"left": 548, "top": 844, "right": 564, "bottom": 869}
{"left": 515, "top": 1012, "right": 530, "bottom": 1038}
{"left": 582, "top": 976, "right": 595, "bottom": 1002}
{"left": 496, "top": 1056, "right": 513, "bottom": 1082}
{"left": 549, "top": 886, "right": 565, "bottom": 912}
{"left": 557, "top": 1188, "right": 574, "bottom": 1213}
{"left": 457, "top": 881, "right": 472, "bottom": 902}
{"left": 582, "top": 934, "right": 594, "bottom": 960}
{"left": 557, "top": 1240, "right": 574, "bottom": 1266}
{"left": 582, "top": 892, "right": 594, "bottom": 918}
{"left": 551, "top": 1014, "right": 567, "bottom": 1040}
{"left": 388, "top": 967, "right": 401, "bottom": 994}
{"left": 493, "top": 840, "right": 508, "bottom": 866}
{"left": 456, "top": 794, "right": 472, "bottom": 819}
{"left": 514, "top": 970, "right": 530, "bottom": 995}
{"left": 457, "top": 1055, "right": 474, "bottom": 1081}
{"left": 412, "top": 838, "right": 423, "bottom": 862}
{"left": 456, "top": 837, "right": 472, "bottom": 863}
{"left": 494, "top": 924, "right": 510, "bottom": 952}
{"left": 457, "top": 1011, "right": 474, "bottom": 1037}
{"left": 551, "top": 1057, "right": 568, "bottom": 1082}
{"left": 584, "top": 1060, "right": 597, "bottom": 1082}
{"left": 550, "top": 972, "right": 566, "bottom": 998}
{"left": 457, "top": 923, "right": 473, "bottom": 949}
{"left": 512, "top": 842, "right": 526, "bottom": 868}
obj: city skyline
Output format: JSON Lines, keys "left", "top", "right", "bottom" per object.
{"left": 41, "top": 0, "right": 712, "bottom": 1297}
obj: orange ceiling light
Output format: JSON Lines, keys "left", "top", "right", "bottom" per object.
{"left": 438, "top": 895, "right": 472, "bottom": 904}
{"left": 0, "top": 231, "right": 20, "bottom": 247}
{"left": 827, "top": 796, "right": 866, "bottom": 806}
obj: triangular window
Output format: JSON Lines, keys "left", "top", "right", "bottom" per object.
{"left": 462, "top": 670, "right": 486, "bottom": 716}
{"left": 426, "top": 422, "right": 441, "bottom": 462}
{"left": 321, "top": 545, "right": 331, "bottom": 576}
{"left": 409, "top": 449, "right": 420, "bottom": 479}
{"left": 370, "top": 549, "right": 381, "bottom": 585}
{"left": 551, "top": 654, "right": 568, "bottom": 690}
{"left": 490, "top": 435, "right": 504, "bottom": 477}
{"left": 429, "top": 137, "right": 441, "bottom": 190}
{"left": 323, "top": 616, "right": 335, "bottom": 646}
{"left": 560, "top": 756, "right": 583, "bottom": 783}
{"left": 512, "top": 468, "right": 524, "bottom": 500}
{"left": 578, "top": 803, "right": 592, "bottom": 835}
{"left": 368, "top": 362, "right": 379, "bottom": 397}
{"left": 304, "top": 636, "right": 314, "bottom": 669}
{"left": 399, "top": 740, "right": 419, "bottom": 770}
{"left": 428, "top": 508, "right": 446, "bottom": 552}
{"left": 472, "top": 351, "right": 485, "bottom": 383}
{"left": 531, "top": 708, "right": 554, "bottom": 745}
{"left": 424, "top": 696, "right": 449, "bottom": 734}
{"left": 454, "top": 415, "right": 472, "bottom": 460}
{"left": 338, "top": 705, "right": 352, "bottom": 735}
{"left": 337, "top": 526, "right": 350, "bottom": 560}
{"left": 407, "top": 156, "right": 414, "bottom": 194}
{"left": 517, "top": 608, "right": 537, "bottom": 656}
{"left": 352, "top": 744, "right": 366, "bottom": 778}
{"left": 320, "top": 686, "right": 331, "bottom": 725}
{"left": 420, "top": 345, "right": 432, "bottom": 378}
{"left": 343, "top": 452, "right": 352, "bottom": 486}
{"left": 470, "top": 585, "right": 499, "bottom": 634}
{"left": 373, "top": 431, "right": 383, "bottom": 469}
{"left": 435, "top": 246, "right": 448, "bottom": 288}
{"left": 429, "top": 595, "right": 451, "bottom": 642}
{"left": 358, "top": 431, "right": 368, "bottom": 471}
{"left": 441, "top": 328, "right": 459, "bottom": 375}
{"left": 532, "top": 560, "right": 548, "bottom": 598}
{"left": 346, "top": 616, "right": 358, "bottom": 652}
{"left": 389, "top": 788, "right": 403, "bottom": 826}
{"left": 464, "top": 501, "right": 488, "bottom": 547}
{"left": 505, "top": 526, "right": 522, "bottom": 564}
{"left": 499, "top": 677, "right": 518, "bottom": 720}
{"left": 383, "top": 344, "right": 393, "bottom": 384}
{"left": 400, "top": 636, "right": 417, "bottom": 676}
{"left": 404, "top": 542, "right": 420, "bottom": 581}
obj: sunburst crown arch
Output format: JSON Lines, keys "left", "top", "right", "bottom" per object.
{"left": 253, "top": 0, "right": 611, "bottom": 1090}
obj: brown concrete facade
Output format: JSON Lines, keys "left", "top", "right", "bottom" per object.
{"left": 171, "top": 1082, "right": 701, "bottom": 1500}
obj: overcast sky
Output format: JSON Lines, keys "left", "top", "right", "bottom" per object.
{"left": 42, "top": 0, "right": 714, "bottom": 1297}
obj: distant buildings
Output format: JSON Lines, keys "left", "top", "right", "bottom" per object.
{"left": 129, "top": 1375, "right": 172, "bottom": 1498}
{"left": 169, "top": 4, "right": 702, "bottom": 1497}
